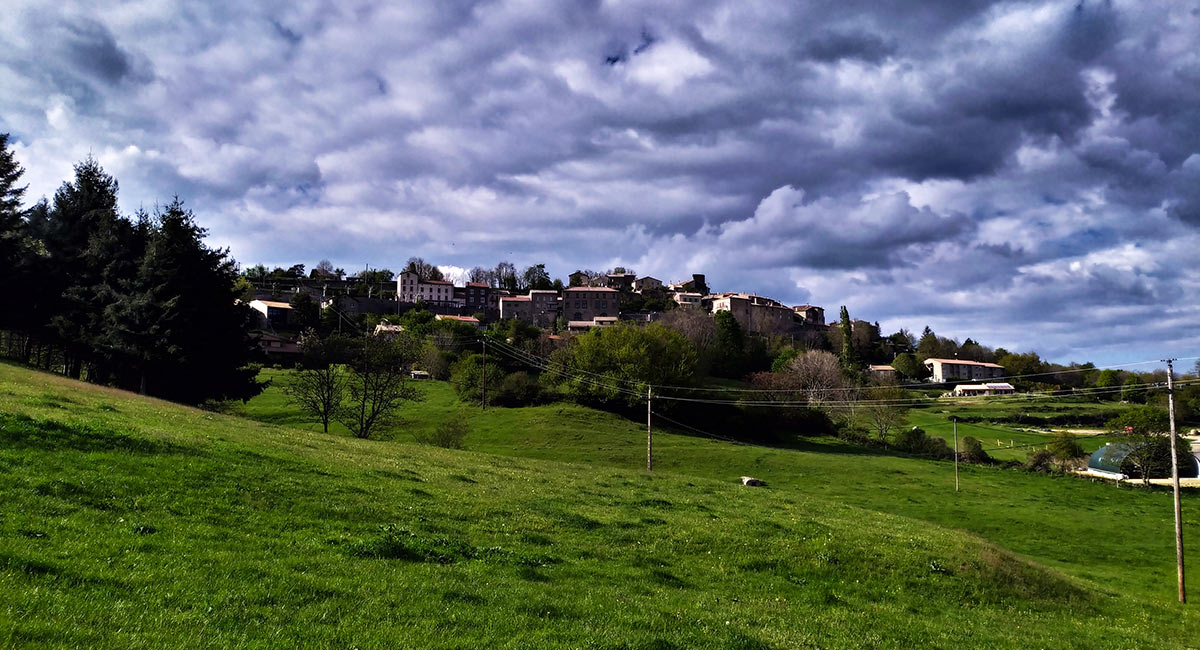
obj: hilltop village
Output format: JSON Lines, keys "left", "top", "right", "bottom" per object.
{"left": 246, "top": 265, "right": 829, "bottom": 348}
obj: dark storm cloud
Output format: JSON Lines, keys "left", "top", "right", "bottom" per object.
{"left": 2, "top": 0, "right": 1199, "bottom": 362}
{"left": 804, "top": 30, "right": 896, "bottom": 64}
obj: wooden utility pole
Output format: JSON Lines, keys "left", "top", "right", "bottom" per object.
{"left": 953, "top": 418, "right": 960, "bottom": 492}
{"left": 481, "top": 339, "right": 487, "bottom": 411}
{"left": 646, "top": 386, "right": 653, "bottom": 472}
{"left": 1165, "top": 358, "right": 1185, "bottom": 603}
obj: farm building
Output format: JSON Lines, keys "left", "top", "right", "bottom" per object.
{"left": 1087, "top": 442, "right": 1200, "bottom": 480}
{"left": 952, "top": 382, "right": 1015, "bottom": 396}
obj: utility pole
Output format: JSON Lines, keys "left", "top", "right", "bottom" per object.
{"left": 481, "top": 338, "right": 487, "bottom": 411}
{"left": 646, "top": 386, "right": 653, "bottom": 472}
{"left": 953, "top": 417, "right": 960, "bottom": 492}
{"left": 1165, "top": 358, "right": 1185, "bottom": 603}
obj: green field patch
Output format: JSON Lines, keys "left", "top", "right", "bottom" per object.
{"left": 0, "top": 413, "right": 194, "bottom": 455}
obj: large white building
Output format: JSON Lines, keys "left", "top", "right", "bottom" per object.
{"left": 924, "top": 358, "right": 1006, "bottom": 383}
{"left": 397, "top": 271, "right": 462, "bottom": 307}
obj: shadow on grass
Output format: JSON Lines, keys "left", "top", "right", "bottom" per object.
{"left": 0, "top": 413, "right": 197, "bottom": 456}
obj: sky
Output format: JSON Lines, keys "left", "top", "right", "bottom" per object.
{"left": 2, "top": 0, "right": 1198, "bottom": 367}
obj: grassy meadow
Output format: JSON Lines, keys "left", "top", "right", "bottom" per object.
{"left": 2, "top": 362, "right": 1198, "bottom": 648}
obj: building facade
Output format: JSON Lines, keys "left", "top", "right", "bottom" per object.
{"left": 563, "top": 287, "right": 619, "bottom": 322}
{"left": 397, "top": 271, "right": 462, "bottom": 307}
{"left": 710, "top": 293, "right": 794, "bottom": 335}
{"left": 499, "top": 295, "right": 532, "bottom": 322}
{"left": 924, "top": 358, "right": 1006, "bottom": 383}
{"left": 528, "top": 290, "right": 560, "bottom": 328}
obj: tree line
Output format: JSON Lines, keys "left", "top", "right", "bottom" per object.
{"left": 0, "top": 135, "right": 262, "bottom": 403}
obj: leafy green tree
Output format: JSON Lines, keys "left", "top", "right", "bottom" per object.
{"left": 1121, "top": 375, "right": 1143, "bottom": 403}
{"left": 289, "top": 292, "right": 321, "bottom": 332}
{"left": 1048, "top": 431, "right": 1085, "bottom": 469}
{"left": 522, "top": 263, "right": 553, "bottom": 291}
{"left": 891, "top": 353, "right": 923, "bottom": 380}
{"left": 711, "top": 310, "right": 745, "bottom": 378}
{"left": 399, "top": 308, "right": 436, "bottom": 337}
{"left": 550, "top": 322, "right": 697, "bottom": 408}
{"left": 1094, "top": 368, "right": 1120, "bottom": 400}
{"left": 450, "top": 352, "right": 505, "bottom": 405}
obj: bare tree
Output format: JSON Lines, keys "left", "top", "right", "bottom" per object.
{"left": 786, "top": 350, "right": 859, "bottom": 425}
{"left": 468, "top": 265, "right": 495, "bottom": 286}
{"left": 659, "top": 308, "right": 717, "bottom": 350}
{"left": 339, "top": 334, "right": 422, "bottom": 439}
{"left": 404, "top": 257, "right": 444, "bottom": 281}
{"left": 786, "top": 350, "right": 848, "bottom": 405}
{"left": 861, "top": 385, "right": 908, "bottom": 443}
{"left": 284, "top": 331, "right": 350, "bottom": 433}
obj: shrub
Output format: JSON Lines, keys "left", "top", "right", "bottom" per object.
{"left": 493, "top": 371, "right": 542, "bottom": 407}
{"left": 415, "top": 416, "right": 469, "bottom": 449}
{"left": 959, "top": 436, "right": 991, "bottom": 464}
{"left": 893, "top": 426, "right": 954, "bottom": 460}
{"left": 1026, "top": 449, "right": 1056, "bottom": 473}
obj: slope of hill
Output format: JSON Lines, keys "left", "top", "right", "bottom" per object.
{"left": 1, "top": 363, "right": 1195, "bottom": 648}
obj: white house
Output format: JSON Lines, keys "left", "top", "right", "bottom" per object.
{"left": 924, "top": 358, "right": 1006, "bottom": 383}
{"left": 397, "top": 271, "right": 462, "bottom": 307}
{"left": 951, "top": 382, "right": 1015, "bottom": 396}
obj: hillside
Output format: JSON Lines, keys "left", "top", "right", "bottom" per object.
{"left": 1, "top": 363, "right": 1196, "bottom": 648}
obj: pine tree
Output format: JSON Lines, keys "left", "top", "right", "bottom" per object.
{"left": 0, "top": 134, "right": 28, "bottom": 336}
{"left": 42, "top": 157, "right": 126, "bottom": 377}
{"left": 838, "top": 306, "right": 855, "bottom": 371}
{"left": 106, "top": 199, "right": 262, "bottom": 402}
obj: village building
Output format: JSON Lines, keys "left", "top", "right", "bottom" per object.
{"left": 710, "top": 292, "right": 794, "bottom": 335}
{"left": 867, "top": 364, "right": 897, "bottom": 380}
{"left": 601, "top": 272, "right": 637, "bottom": 292}
{"left": 463, "top": 282, "right": 494, "bottom": 313}
{"left": 396, "top": 271, "right": 461, "bottom": 307}
{"left": 924, "top": 358, "right": 1006, "bottom": 383}
{"left": 793, "top": 304, "right": 826, "bottom": 326}
{"left": 563, "top": 286, "right": 620, "bottom": 322}
{"left": 567, "top": 316, "right": 620, "bottom": 332}
{"left": 248, "top": 299, "right": 293, "bottom": 329}
{"left": 673, "top": 292, "right": 703, "bottom": 308}
{"left": 528, "top": 290, "right": 561, "bottom": 328}
{"left": 499, "top": 295, "right": 532, "bottom": 322}
{"left": 633, "top": 276, "right": 663, "bottom": 293}
{"left": 252, "top": 331, "right": 299, "bottom": 358}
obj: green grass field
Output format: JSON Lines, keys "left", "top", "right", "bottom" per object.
{"left": 906, "top": 404, "right": 1121, "bottom": 462}
{"left": 3, "top": 363, "right": 1198, "bottom": 648}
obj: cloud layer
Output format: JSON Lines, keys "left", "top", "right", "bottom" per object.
{"left": 2, "top": 0, "right": 1198, "bottom": 364}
